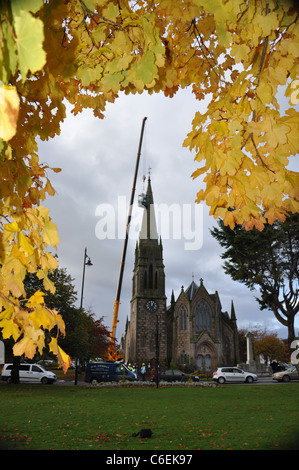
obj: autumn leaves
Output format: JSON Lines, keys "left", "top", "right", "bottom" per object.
{"left": 0, "top": 0, "right": 298, "bottom": 369}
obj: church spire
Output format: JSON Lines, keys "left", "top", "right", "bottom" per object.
{"left": 139, "top": 177, "right": 158, "bottom": 241}
{"left": 230, "top": 300, "right": 236, "bottom": 322}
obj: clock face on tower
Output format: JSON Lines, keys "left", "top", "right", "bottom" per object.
{"left": 146, "top": 300, "right": 157, "bottom": 312}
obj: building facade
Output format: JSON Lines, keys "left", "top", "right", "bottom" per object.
{"left": 123, "top": 178, "right": 239, "bottom": 371}
{"left": 167, "top": 280, "right": 239, "bottom": 372}
{"left": 123, "top": 178, "right": 168, "bottom": 368}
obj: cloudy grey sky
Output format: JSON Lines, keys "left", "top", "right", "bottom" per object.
{"left": 38, "top": 88, "right": 298, "bottom": 343}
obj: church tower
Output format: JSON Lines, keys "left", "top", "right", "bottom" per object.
{"left": 125, "top": 177, "right": 168, "bottom": 368}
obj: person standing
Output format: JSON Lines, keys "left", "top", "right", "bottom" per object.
{"left": 141, "top": 363, "right": 146, "bottom": 381}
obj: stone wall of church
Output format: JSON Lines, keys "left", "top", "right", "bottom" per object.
{"left": 126, "top": 297, "right": 168, "bottom": 368}
{"left": 169, "top": 283, "right": 238, "bottom": 371}
{"left": 221, "top": 321, "right": 236, "bottom": 366}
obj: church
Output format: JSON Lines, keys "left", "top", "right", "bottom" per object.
{"left": 122, "top": 178, "right": 239, "bottom": 372}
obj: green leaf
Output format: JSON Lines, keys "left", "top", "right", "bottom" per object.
{"left": 42, "top": 218, "right": 59, "bottom": 246}
{"left": 13, "top": 9, "right": 46, "bottom": 81}
{"left": 11, "top": 0, "right": 43, "bottom": 16}
{"left": 77, "top": 64, "right": 103, "bottom": 86}
{"left": 135, "top": 50, "right": 157, "bottom": 84}
{"left": 1, "top": 20, "right": 18, "bottom": 79}
{"left": 101, "top": 71, "right": 124, "bottom": 93}
{"left": 102, "top": 3, "right": 119, "bottom": 22}
{"left": 216, "top": 22, "right": 231, "bottom": 47}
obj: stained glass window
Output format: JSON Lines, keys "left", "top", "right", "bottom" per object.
{"left": 195, "top": 300, "right": 211, "bottom": 331}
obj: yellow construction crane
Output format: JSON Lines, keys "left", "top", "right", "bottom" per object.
{"left": 107, "top": 117, "right": 147, "bottom": 361}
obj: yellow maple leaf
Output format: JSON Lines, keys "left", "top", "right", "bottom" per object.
{"left": 0, "top": 317, "right": 20, "bottom": 341}
{"left": 28, "top": 305, "right": 51, "bottom": 330}
{"left": 13, "top": 335, "right": 41, "bottom": 359}
{"left": 18, "top": 231, "right": 35, "bottom": 256}
{"left": 257, "top": 82, "right": 273, "bottom": 105}
{"left": 223, "top": 211, "right": 235, "bottom": 230}
{"left": 26, "top": 290, "right": 45, "bottom": 307}
{"left": 230, "top": 44, "right": 251, "bottom": 63}
{"left": 49, "top": 337, "right": 71, "bottom": 372}
{"left": 43, "top": 218, "right": 59, "bottom": 246}
{"left": 4, "top": 221, "right": 20, "bottom": 233}
{"left": 5, "top": 273, "right": 25, "bottom": 298}
{"left": 266, "top": 122, "right": 290, "bottom": 148}
{"left": 42, "top": 274, "right": 56, "bottom": 294}
{"left": 253, "top": 12, "right": 279, "bottom": 38}
{"left": 205, "top": 185, "right": 220, "bottom": 206}
{"left": 0, "top": 85, "right": 19, "bottom": 141}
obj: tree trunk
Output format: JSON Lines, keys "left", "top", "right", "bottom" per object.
{"left": 11, "top": 356, "right": 21, "bottom": 384}
{"left": 287, "top": 318, "right": 296, "bottom": 347}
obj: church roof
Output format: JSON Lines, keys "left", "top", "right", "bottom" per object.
{"left": 184, "top": 281, "right": 198, "bottom": 300}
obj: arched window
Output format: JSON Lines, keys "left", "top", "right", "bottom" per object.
{"left": 195, "top": 300, "right": 211, "bottom": 331}
{"left": 149, "top": 264, "right": 153, "bottom": 289}
{"left": 179, "top": 306, "right": 187, "bottom": 331}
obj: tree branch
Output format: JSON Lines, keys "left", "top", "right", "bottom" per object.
{"left": 250, "top": 134, "right": 275, "bottom": 173}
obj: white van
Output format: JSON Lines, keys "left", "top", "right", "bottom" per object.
{"left": 1, "top": 363, "right": 57, "bottom": 384}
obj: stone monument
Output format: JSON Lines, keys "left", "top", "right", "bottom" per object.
{"left": 245, "top": 332, "right": 257, "bottom": 372}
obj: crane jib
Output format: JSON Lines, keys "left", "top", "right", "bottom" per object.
{"left": 108, "top": 117, "right": 147, "bottom": 360}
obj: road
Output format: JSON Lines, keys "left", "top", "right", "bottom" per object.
{"left": 54, "top": 376, "right": 299, "bottom": 386}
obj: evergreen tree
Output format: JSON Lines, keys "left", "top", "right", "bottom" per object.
{"left": 211, "top": 213, "right": 299, "bottom": 345}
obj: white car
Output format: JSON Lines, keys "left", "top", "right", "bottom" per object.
{"left": 213, "top": 367, "right": 258, "bottom": 384}
{"left": 1, "top": 363, "right": 57, "bottom": 384}
{"left": 272, "top": 366, "right": 298, "bottom": 382}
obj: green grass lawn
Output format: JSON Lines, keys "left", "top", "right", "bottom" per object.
{"left": 0, "top": 383, "right": 298, "bottom": 450}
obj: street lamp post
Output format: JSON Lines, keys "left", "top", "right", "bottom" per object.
{"left": 80, "top": 247, "right": 93, "bottom": 309}
{"left": 75, "top": 247, "right": 93, "bottom": 385}
{"left": 155, "top": 314, "right": 160, "bottom": 389}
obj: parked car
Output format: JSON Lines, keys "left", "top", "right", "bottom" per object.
{"left": 213, "top": 367, "right": 258, "bottom": 384}
{"left": 1, "top": 363, "right": 57, "bottom": 384}
{"left": 272, "top": 366, "right": 298, "bottom": 382}
{"left": 156, "top": 369, "right": 199, "bottom": 382}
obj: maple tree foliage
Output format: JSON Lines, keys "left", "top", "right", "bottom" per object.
{"left": 0, "top": 0, "right": 298, "bottom": 370}
{"left": 252, "top": 328, "right": 287, "bottom": 363}
{"left": 238, "top": 328, "right": 287, "bottom": 363}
